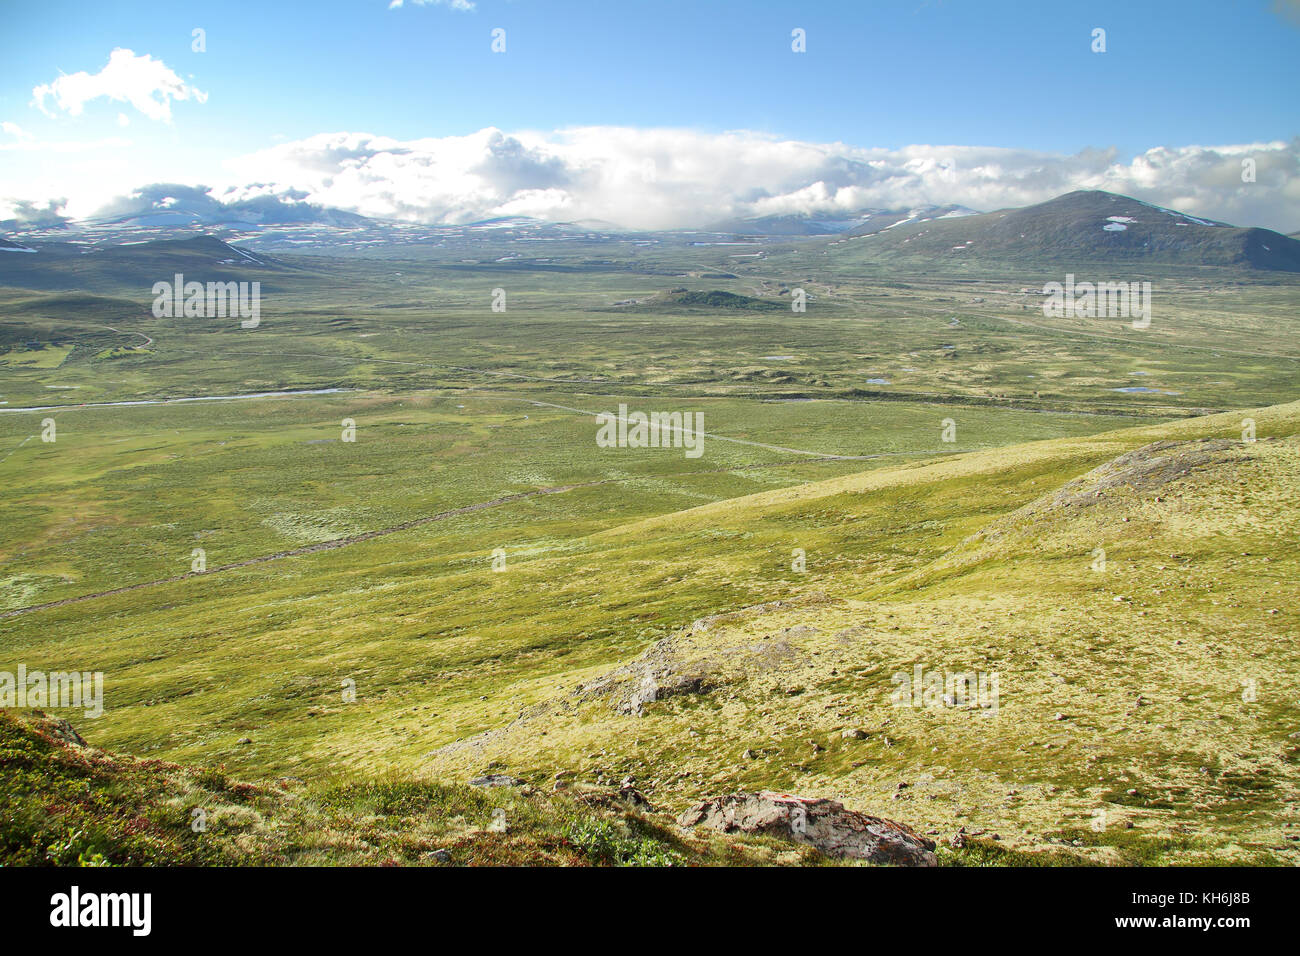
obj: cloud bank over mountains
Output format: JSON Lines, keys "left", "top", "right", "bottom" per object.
{"left": 8, "top": 127, "right": 1300, "bottom": 233}
{"left": 89, "top": 182, "right": 368, "bottom": 226}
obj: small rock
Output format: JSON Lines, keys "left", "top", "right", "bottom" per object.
{"left": 237, "top": 737, "right": 253, "bottom": 745}
{"left": 617, "top": 784, "right": 651, "bottom": 808}
{"left": 469, "top": 774, "right": 524, "bottom": 788}
{"left": 841, "top": 728, "right": 867, "bottom": 740}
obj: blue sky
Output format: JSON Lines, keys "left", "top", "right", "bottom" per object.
{"left": 2, "top": 0, "right": 1299, "bottom": 228}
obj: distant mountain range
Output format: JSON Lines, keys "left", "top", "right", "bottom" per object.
{"left": 1, "top": 204, "right": 633, "bottom": 257}
{"left": 3, "top": 190, "right": 1299, "bottom": 272}
{"left": 829, "top": 190, "right": 1300, "bottom": 271}
{"left": 3, "top": 195, "right": 980, "bottom": 245}
{"left": 704, "top": 204, "right": 978, "bottom": 237}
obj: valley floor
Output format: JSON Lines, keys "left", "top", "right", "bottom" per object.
{"left": 2, "top": 260, "right": 1297, "bottom": 865}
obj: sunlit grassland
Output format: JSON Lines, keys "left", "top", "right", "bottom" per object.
{"left": 2, "top": 250, "right": 1297, "bottom": 865}
{"left": 0, "top": 388, "right": 1151, "bottom": 606}
{"left": 0, "top": 390, "right": 1160, "bottom": 777}
{"left": 1, "top": 400, "right": 1291, "bottom": 804}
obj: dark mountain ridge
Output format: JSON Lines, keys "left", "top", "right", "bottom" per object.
{"left": 831, "top": 190, "right": 1300, "bottom": 271}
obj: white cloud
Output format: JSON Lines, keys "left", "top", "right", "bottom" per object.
{"left": 2, "top": 121, "right": 34, "bottom": 142}
{"left": 31, "top": 48, "right": 207, "bottom": 123}
{"left": 389, "top": 0, "right": 476, "bottom": 10}
{"left": 217, "top": 127, "right": 1300, "bottom": 233}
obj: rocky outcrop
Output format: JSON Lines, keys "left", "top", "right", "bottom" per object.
{"left": 575, "top": 635, "right": 719, "bottom": 716}
{"left": 951, "top": 438, "right": 1243, "bottom": 552}
{"left": 1047, "top": 438, "right": 1239, "bottom": 509}
{"left": 469, "top": 773, "right": 525, "bottom": 788}
{"left": 678, "top": 791, "right": 937, "bottom": 866}
{"left": 576, "top": 619, "right": 813, "bottom": 716}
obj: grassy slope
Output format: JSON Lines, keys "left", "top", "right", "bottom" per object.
{"left": 415, "top": 400, "right": 1300, "bottom": 865}
{"left": 0, "top": 393, "right": 1171, "bottom": 782}
{"left": 2, "top": 405, "right": 1296, "bottom": 866}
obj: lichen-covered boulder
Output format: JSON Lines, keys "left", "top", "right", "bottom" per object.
{"left": 678, "top": 790, "right": 937, "bottom": 866}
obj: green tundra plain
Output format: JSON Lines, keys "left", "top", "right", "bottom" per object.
{"left": 2, "top": 239, "right": 1298, "bottom": 865}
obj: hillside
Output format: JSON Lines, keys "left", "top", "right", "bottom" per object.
{"left": 416, "top": 400, "right": 1300, "bottom": 865}
{"left": 0, "top": 710, "right": 835, "bottom": 866}
{"left": 828, "top": 190, "right": 1300, "bottom": 271}
{"left": 0, "top": 236, "right": 278, "bottom": 294}
{"left": 8, "top": 399, "right": 1294, "bottom": 866}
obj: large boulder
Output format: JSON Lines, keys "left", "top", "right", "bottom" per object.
{"left": 678, "top": 791, "right": 937, "bottom": 866}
